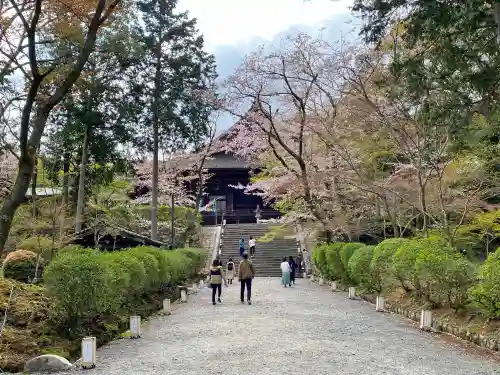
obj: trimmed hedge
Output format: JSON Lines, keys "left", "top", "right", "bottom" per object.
{"left": 312, "top": 237, "right": 484, "bottom": 315}
{"left": 44, "top": 246, "right": 206, "bottom": 335}
{"left": 348, "top": 245, "right": 375, "bottom": 292}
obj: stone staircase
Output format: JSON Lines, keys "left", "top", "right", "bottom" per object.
{"left": 218, "top": 223, "right": 301, "bottom": 278}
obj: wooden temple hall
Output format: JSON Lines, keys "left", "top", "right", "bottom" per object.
{"left": 198, "top": 152, "right": 280, "bottom": 225}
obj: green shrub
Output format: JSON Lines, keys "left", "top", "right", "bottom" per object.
{"left": 2, "top": 250, "right": 41, "bottom": 283}
{"left": 99, "top": 252, "right": 134, "bottom": 308}
{"left": 325, "top": 243, "right": 344, "bottom": 281}
{"left": 340, "top": 243, "right": 364, "bottom": 281}
{"left": 469, "top": 250, "right": 500, "bottom": 318}
{"left": 127, "top": 249, "right": 160, "bottom": 290}
{"left": 133, "top": 246, "right": 175, "bottom": 285}
{"left": 19, "top": 236, "right": 57, "bottom": 260}
{"left": 418, "top": 235, "right": 451, "bottom": 249}
{"left": 371, "top": 238, "right": 409, "bottom": 292}
{"left": 44, "top": 249, "right": 114, "bottom": 333}
{"left": 164, "top": 251, "right": 191, "bottom": 283}
{"left": 415, "top": 246, "right": 475, "bottom": 308}
{"left": 312, "top": 244, "right": 329, "bottom": 277}
{"left": 348, "top": 245, "right": 375, "bottom": 292}
{"left": 391, "top": 240, "right": 425, "bottom": 292}
{"left": 44, "top": 245, "right": 201, "bottom": 335}
{"left": 177, "top": 248, "right": 206, "bottom": 273}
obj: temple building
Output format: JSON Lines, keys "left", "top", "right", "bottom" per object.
{"left": 198, "top": 151, "right": 280, "bottom": 225}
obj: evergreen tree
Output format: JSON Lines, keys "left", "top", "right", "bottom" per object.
{"left": 133, "top": 0, "right": 217, "bottom": 240}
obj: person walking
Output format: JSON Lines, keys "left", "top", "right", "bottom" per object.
{"left": 226, "top": 257, "right": 235, "bottom": 285}
{"left": 249, "top": 236, "right": 256, "bottom": 257}
{"left": 239, "top": 238, "right": 245, "bottom": 257}
{"left": 209, "top": 259, "right": 227, "bottom": 305}
{"left": 239, "top": 253, "right": 255, "bottom": 305}
{"left": 288, "top": 256, "right": 297, "bottom": 285}
{"left": 297, "top": 251, "right": 304, "bottom": 272}
{"left": 280, "top": 257, "right": 291, "bottom": 287}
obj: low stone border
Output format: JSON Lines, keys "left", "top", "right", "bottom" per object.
{"left": 311, "top": 277, "right": 500, "bottom": 352}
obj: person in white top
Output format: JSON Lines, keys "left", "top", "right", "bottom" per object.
{"left": 280, "top": 257, "right": 292, "bottom": 287}
{"left": 249, "top": 236, "right": 256, "bottom": 257}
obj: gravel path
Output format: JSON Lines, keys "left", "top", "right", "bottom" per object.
{"left": 60, "top": 278, "right": 500, "bottom": 375}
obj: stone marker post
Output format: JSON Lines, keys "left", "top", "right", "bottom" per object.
{"left": 331, "top": 281, "right": 337, "bottom": 291}
{"left": 81, "top": 337, "right": 97, "bottom": 369}
{"left": 163, "top": 299, "right": 172, "bottom": 315}
{"left": 376, "top": 296, "right": 385, "bottom": 312}
{"left": 130, "top": 315, "right": 141, "bottom": 338}
{"left": 348, "top": 287, "right": 356, "bottom": 299}
{"left": 420, "top": 310, "right": 432, "bottom": 331}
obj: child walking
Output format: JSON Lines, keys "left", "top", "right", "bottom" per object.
{"left": 226, "top": 258, "right": 235, "bottom": 284}
{"left": 209, "top": 259, "right": 227, "bottom": 305}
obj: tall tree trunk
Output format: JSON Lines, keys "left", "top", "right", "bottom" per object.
{"left": 0, "top": 110, "right": 48, "bottom": 254}
{"left": 59, "top": 150, "right": 70, "bottom": 241}
{"left": 417, "top": 172, "right": 429, "bottom": 237}
{"left": 170, "top": 192, "right": 175, "bottom": 247}
{"left": 31, "top": 155, "right": 38, "bottom": 217}
{"left": 150, "top": 21, "right": 163, "bottom": 241}
{"left": 75, "top": 124, "right": 90, "bottom": 232}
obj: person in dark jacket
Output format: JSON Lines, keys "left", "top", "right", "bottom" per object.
{"left": 289, "top": 256, "right": 297, "bottom": 285}
{"left": 209, "top": 259, "right": 227, "bottom": 305}
{"left": 239, "top": 253, "right": 255, "bottom": 304}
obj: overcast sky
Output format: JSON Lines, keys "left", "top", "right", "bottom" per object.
{"left": 177, "top": 0, "right": 356, "bottom": 131}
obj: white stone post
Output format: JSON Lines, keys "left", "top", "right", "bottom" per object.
{"left": 348, "top": 287, "right": 356, "bottom": 299}
{"left": 199, "top": 280, "right": 204, "bottom": 289}
{"left": 310, "top": 275, "right": 315, "bottom": 282}
{"left": 376, "top": 296, "right": 385, "bottom": 312}
{"left": 318, "top": 277, "right": 325, "bottom": 285}
{"left": 163, "top": 299, "right": 171, "bottom": 315}
{"left": 130, "top": 316, "right": 141, "bottom": 338}
{"left": 420, "top": 310, "right": 432, "bottom": 331}
{"left": 192, "top": 283, "right": 198, "bottom": 294}
{"left": 180, "top": 289, "right": 188, "bottom": 303}
{"left": 331, "top": 281, "right": 337, "bottom": 291}
{"left": 81, "top": 337, "right": 96, "bottom": 369}
{"left": 302, "top": 272, "right": 307, "bottom": 279}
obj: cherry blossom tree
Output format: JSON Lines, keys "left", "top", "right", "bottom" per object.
{"left": 223, "top": 33, "right": 348, "bottom": 231}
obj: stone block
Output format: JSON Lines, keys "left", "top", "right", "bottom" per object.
{"left": 24, "top": 354, "right": 73, "bottom": 373}
{"left": 318, "top": 277, "right": 325, "bottom": 285}
{"left": 348, "top": 287, "right": 356, "bottom": 299}
{"left": 376, "top": 296, "right": 385, "bottom": 312}
{"left": 181, "top": 289, "right": 188, "bottom": 303}
{"left": 420, "top": 310, "right": 432, "bottom": 331}
{"left": 192, "top": 283, "right": 198, "bottom": 294}
{"left": 199, "top": 280, "right": 205, "bottom": 289}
